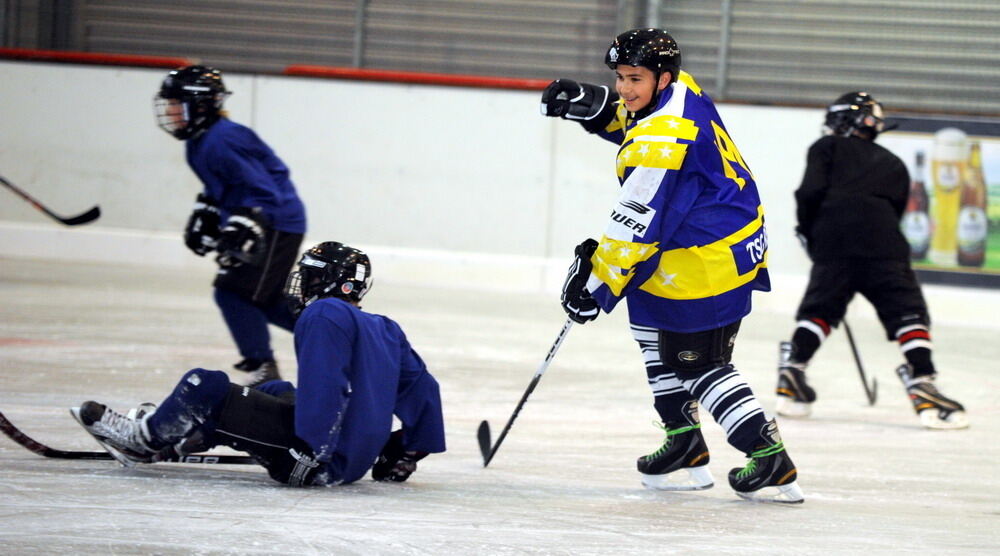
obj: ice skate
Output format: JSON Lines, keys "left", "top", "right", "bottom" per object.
{"left": 728, "top": 419, "right": 804, "bottom": 504}
{"left": 896, "top": 364, "right": 968, "bottom": 430}
{"left": 775, "top": 342, "right": 816, "bottom": 418}
{"left": 234, "top": 358, "right": 281, "bottom": 388}
{"left": 70, "top": 401, "right": 156, "bottom": 467}
{"left": 637, "top": 421, "right": 714, "bottom": 491}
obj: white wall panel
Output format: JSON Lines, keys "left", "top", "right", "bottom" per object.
{"left": 0, "top": 61, "right": 822, "bottom": 288}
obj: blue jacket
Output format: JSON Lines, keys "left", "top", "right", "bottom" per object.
{"left": 263, "top": 297, "right": 446, "bottom": 484}
{"left": 186, "top": 118, "right": 307, "bottom": 234}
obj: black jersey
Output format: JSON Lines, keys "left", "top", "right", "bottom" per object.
{"left": 795, "top": 135, "right": 910, "bottom": 261}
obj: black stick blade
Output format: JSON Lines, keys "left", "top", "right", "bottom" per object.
{"left": 57, "top": 205, "right": 101, "bottom": 226}
{"left": 477, "top": 420, "right": 492, "bottom": 466}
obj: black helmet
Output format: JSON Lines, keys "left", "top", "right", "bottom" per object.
{"left": 154, "top": 65, "right": 230, "bottom": 140}
{"left": 285, "top": 242, "right": 373, "bottom": 314}
{"left": 605, "top": 28, "right": 682, "bottom": 84}
{"left": 824, "top": 91, "right": 885, "bottom": 138}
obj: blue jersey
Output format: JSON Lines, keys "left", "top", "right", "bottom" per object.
{"left": 588, "top": 71, "right": 770, "bottom": 332}
{"left": 291, "top": 297, "right": 446, "bottom": 484}
{"left": 186, "top": 118, "right": 307, "bottom": 234}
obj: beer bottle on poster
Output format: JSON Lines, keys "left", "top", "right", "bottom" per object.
{"left": 902, "top": 151, "right": 930, "bottom": 260}
{"left": 957, "top": 141, "right": 988, "bottom": 267}
{"left": 929, "top": 127, "right": 968, "bottom": 266}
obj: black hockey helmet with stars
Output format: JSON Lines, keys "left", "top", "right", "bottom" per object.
{"left": 605, "top": 28, "right": 682, "bottom": 116}
{"left": 823, "top": 91, "right": 886, "bottom": 139}
{"left": 284, "top": 241, "right": 373, "bottom": 315}
{"left": 154, "top": 65, "right": 230, "bottom": 140}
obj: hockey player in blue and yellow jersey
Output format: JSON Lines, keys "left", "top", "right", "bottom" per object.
{"left": 71, "top": 242, "right": 446, "bottom": 486}
{"left": 541, "top": 28, "right": 802, "bottom": 503}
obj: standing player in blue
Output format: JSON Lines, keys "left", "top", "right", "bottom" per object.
{"left": 70, "top": 241, "right": 446, "bottom": 486}
{"left": 155, "top": 65, "right": 307, "bottom": 386}
{"left": 541, "top": 28, "right": 803, "bottom": 503}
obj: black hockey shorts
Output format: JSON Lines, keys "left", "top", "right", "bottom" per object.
{"left": 657, "top": 320, "right": 741, "bottom": 379}
{"left": 796, "top": 259, "right": 930, "bottom": 340}
{"left": 215, "top": 384, "right": 320, "bottom": 486}
{"left": 214, "top": 230, "right": 304, "bottom": 307}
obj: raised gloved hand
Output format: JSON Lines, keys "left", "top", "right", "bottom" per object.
{"left": 183, "top": 194, "right": 221, "bottom": 256}
{"left": 561, "top": 238, "right": 600, "bottom": 324}
{"left": 540, "top": 79, "right": 615, "bottom": 122}
{"left": 372, "top": 429, "right": 428, "bottom": 482}
{"left": 215, "top": 207, "right": 268, "bottom": 267}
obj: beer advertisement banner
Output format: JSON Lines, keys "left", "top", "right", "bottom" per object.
{"left": 880, "top": 116, "right": 999, "bottom": 288}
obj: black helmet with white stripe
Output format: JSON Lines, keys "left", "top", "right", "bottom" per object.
{"left": 285, "top": 242, "right": 372, "bottom": 314}
{"left": 824, "top": 91, "right": 885, "bottom": 139}
{"left": 605, "top": 28, "right": 682, "bottom": 85}
{"left": 154, "top": 65, "right": 230, "bottom": 140}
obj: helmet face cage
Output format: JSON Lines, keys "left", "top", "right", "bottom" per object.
{"left": 284, "top": 242, "right": 372, "bottom": 315}
{"left": 824, "top": 92, "right": 885, "bottom": 138}
{"left": 153, "top": 65, "right": 229, "bottom": 140}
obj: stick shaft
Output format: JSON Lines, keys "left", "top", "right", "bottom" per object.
{"left": 0, "top": 174, "right": 100, "bottom": 225}
{"left": 0, "top": 410, "right": 255, "bottom": 465}
{"left": 843, "top": 320, "right": 877, "bottom": 405}
{"left": 483, "top": 318, "right": 573, "bottom": 466}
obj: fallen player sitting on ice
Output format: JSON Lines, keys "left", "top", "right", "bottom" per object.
{"left": 71, "top": 241, "right": 446, "bottom": 486}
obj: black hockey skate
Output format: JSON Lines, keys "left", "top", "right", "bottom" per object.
{"left": 775, "top": 341, "right": 816, "bottom": 418}
{"left": 728, "top": 419, "right": 804, "bottom": 504}
{"left": 637, "top": 416, "right": 713, "bottom": 491}
{"left": 896, "top": 364, "right": 968, "bottom": 430}
{"left": 70, "top": 401, "right": 156, "bottom": 467}
{"left": 234, "top": 358, "right": 281, "bottom": 388}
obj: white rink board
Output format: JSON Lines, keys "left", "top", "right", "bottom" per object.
{"left": 0, "top": 258, "right": 997, "bottom": 554}
{"left": 0, "top": 60, "right": 812, "bottom": 276}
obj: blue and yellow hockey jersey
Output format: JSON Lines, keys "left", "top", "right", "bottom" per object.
{"left": 586, "top": 71, "right": 770, "bottom": 332}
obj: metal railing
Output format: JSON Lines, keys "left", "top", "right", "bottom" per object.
{"left": 2, "top": 0, "right": 998, "bottom": 115}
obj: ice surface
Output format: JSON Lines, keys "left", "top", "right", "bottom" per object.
{"left": 0, "top": 258, "right": 997, "bottom": 554}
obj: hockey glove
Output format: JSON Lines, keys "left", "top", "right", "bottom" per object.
{"left": 561, "top": 238, "right": 600, "bottom": 324}
{"left": 372, "top": 429, "right": 429, "bottom": 483}
{"left": 540, "top": 79, "right": 618, "bottom": 132}
{"left": 183, "top": 194, "right": 221, "bottom": 256}
{"left": 215, "top": 207, "right": 268, "bottom": 268}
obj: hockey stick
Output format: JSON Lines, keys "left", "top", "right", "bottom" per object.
{"left": 478, "top": 317, "right": 574, "bottom": 467}
{"left": 842, "top": 320, "right": 877, "bottom": 405}
{"left": 0, "top": 410, "right": 255, "bottom": 464}
{"left": 0, "top": 174, "right": 101, "bottom": 226}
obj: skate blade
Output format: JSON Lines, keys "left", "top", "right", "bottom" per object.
{"left": 641, "top": 465, "right": 714, "bottom": 491}
{"left": 69, "top": 407, "right": 139, "bottom": 468}
{"left": 776, "top": 397, "right": 812, "bottom": 418}
{"left": 735, "top": 481, "right": 805, "bottom": 504}
{"left": 919, "top": 409, "right": 969, "bottom": 430}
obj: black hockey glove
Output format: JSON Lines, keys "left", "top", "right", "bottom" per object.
{"left": 540, "top": 79, "right": 618, "bottom": 133}
{"left": 372, "top": 429, "right": 428, "bottom": 483}
{"left": 215, "top": 207, "right": 268, "bottom": 268}
{"left": 183, "top": 194, "right": 221, "bottom": 256}
{"left": 561, "top": 238, "right": 600, "bottom": 324}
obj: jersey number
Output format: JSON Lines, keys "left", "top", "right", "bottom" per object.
{"left": 712, "top": 121, "right": 753, "bottom": 189}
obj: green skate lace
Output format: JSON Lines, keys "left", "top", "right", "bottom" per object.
{"left": 646, "top": 421, "right": 700, "bottom": 458}
{"left": 736, "top": 442, "right": 785, "bottom": 479}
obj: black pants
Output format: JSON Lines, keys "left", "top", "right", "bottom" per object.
{"left": 214, "top": 230, "right": 304, "bottom": 307}
{"left": 797, "top": 259, "right": 929, "bottom": 340}
{"left": 214, "top": 384, "right": 320, "bottom": 486}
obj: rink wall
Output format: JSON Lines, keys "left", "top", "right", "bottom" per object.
{"left": 0, "top": 60, "right": 818, "bottom": 292}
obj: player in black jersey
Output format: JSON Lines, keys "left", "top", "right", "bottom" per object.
{"left": 777, "top": 92, "right": 967, "bottom": 430}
